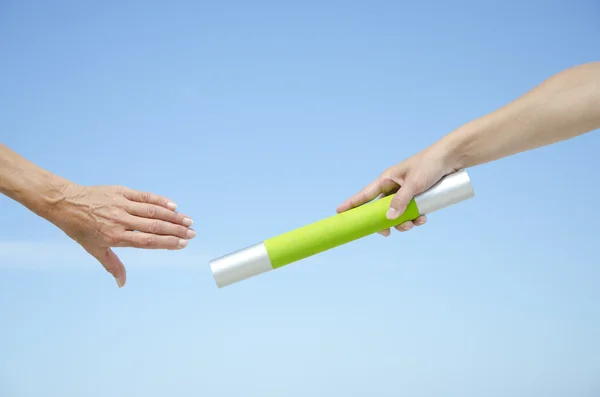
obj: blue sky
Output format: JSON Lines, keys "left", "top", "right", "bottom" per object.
{"left": 1, "top": 1, "right": 599, "bottom": 396}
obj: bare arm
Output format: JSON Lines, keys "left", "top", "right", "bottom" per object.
{"left": 0, "top": 143, "right": 196, "bottom": 287}
{"left": 338, "top": 62, "right": 600, "bottom": 235}
{"left": 0, "top": 143, "right": 71, "bottom": 219}
{"left": 442, "top": 61, "right": 600, "bottom": 170}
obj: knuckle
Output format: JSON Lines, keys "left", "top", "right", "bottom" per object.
{"left": 106, "top": 232, "right": 122, "bottom": 245}
{"left": 109, "top": 209, "right": 125, "bottom": 222}
{"left": 410, "top": 178, "right": 426, "bottom": 191}
{"left": 144, "top": 236, "right": 156, "bottom": 247}
{"left": 398, "top": 183, "right": 416, "bottom": 197}
{"left": 149, "top": 220, "right": 161, "bottom": 234}
{"left": 146, "top": 205, "right": 158, "bottom": 218}
{"left": 178, "top": 225, "right": 188, "bottom": 237}
{"left": 382, "top": 165, "right": 402, "bottom": 179}
{"left": 378, "top": 175, "right": 391, "bottom": 186}
{"left": 139, "top": 192, "right": 150, "bottom": 203}
{"left": 389, "top": 194, "right": 402, "bottom": 204}
{"left": 381, "top": 168, "right": 393, "bottom": 179}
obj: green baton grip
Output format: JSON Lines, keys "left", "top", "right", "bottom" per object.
{"left": 209, "top": 169, "right": 474, "bottom": 288}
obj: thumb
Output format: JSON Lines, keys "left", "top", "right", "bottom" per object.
{"left": 386, "top": 178, "right": 419, "bottom": 220}
{"left": 85, "top": 245, "right": 127, "bottom": 288}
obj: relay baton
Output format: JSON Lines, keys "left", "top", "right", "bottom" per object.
{"left": 209, "top": 169, "right": 475, "bottom": 288}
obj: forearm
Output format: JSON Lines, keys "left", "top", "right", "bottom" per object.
{"left": 440, "top": 62, "right": 600, "bottom": 169}
{"left": 0, "top": 143, "right": 70, "bottom": 219}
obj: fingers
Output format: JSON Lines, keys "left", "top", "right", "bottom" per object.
{"left": 336, "top": 180, "right": 381, "bottom": 213}
{"left": 337, "top": 177, "right": 399, "bottom": 213}
{"left": 377, "top": 228, "right": 391, "bottom": 237}
{"left": 377, "top": 215, "right": 427, "bottom": 236}
{"left": 86, "top": 246, "right": 127, "bottom": 288}
{"left": 413, "top": 215, "right": 427, "bottom": 227}
{"left": 394, "top": 215, "right": 427, "bottom": 232}
{"left": 125, "top": 215, "right": 196, "bottom": 240}
{"left": 116, "top": 231, "right": 189, "bottom": 250}
{"left": 120, "top": 189, "right": 195, "bottom": 241}
{"left": 122, "top": 189, "right": 177, "bottom": 211}
{"left": 125, "top": 202, "right": 193, "bottom": 227}
{"left": 386, "top": 179, "right": 419, "bottom": 220}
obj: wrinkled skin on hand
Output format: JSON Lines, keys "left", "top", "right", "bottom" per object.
{"left": 49, "top": 184, "right": 195, "bottom": 287}
{"left": 337, "top": 145, "right": 458, "bottom": 236}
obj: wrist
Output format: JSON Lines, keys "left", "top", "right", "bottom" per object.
{"left": 431, "top": 132, "right": 467, "bottom": 172}
{"left": 434, "top": 121, "right": 480, "bottom": 171}
{"left": 30, "top": 173, "right": 74, "bottom": 221}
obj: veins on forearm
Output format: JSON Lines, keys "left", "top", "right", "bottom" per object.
{"left": 0, "top": 143, "right": 71, "bottom": 219}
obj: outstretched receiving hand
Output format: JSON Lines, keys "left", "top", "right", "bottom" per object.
{"left": 48, "top": 184, "right": 195, "bottom": 288}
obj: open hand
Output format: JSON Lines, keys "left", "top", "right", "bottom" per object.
{"left": 48, "top": 184, "right": 195, "bottom": 287}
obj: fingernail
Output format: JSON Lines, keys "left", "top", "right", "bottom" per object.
{"left": 167, "top": 202, "right": 177, "bottom": 210}
{"left": 377, "top": 229, "right": 389, "bottom": 237}
{"left": 178, "top": 239, "right": 188, "bottom": 248}
{"left": 187, "top": 229, "right": 196, "bottom": 238}
{"left": 183, "top": 217, "right": 193, "bottom": 226}
{"left": 115, "top": 278, "right": 123, "bottom": 288}
{"left": 386, "top": 208, "right": 399, "bottom": 220}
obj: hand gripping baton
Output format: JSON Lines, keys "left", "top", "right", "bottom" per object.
{"left": 209, "top": 169, "right": 475, "bottom": 288}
